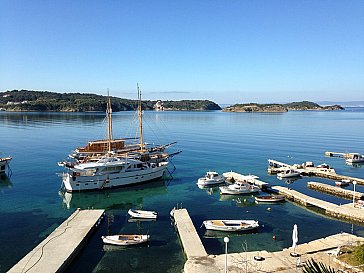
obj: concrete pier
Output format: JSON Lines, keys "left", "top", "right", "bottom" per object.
{"left": 172, "top": 208, "right": 364, "bottom": 272}
{"left": 325, "top": 151, "right": 351, "bottom": 158}
{"left": 308, "top": 181, "right": 364, "bottom": 200}
{"left": 173, "top": 208, "right": 207, "bottom": 258}
{"left": 184, "top": 232, "right": 364, "bottom": 273}
{"left": 267, "top": 158, "right": 364, "bottom": 185}
{"left": 273, "top": 186, "right": 364, "bottom": 223}
{"left": 312, "top": 171, "right": 364, "bottom": 185}
{"left": 9, "top": 209, "right": 104, "bottom": 273}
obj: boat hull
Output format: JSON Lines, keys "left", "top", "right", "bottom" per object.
{"left": 203, "top": 220, "right": 259, "bottom": 232}
{"left": 128, "top": 209, "right": 158, "bottom": 219}
{"left": 220, "top": 186, "right": 259, "bottom": 195}
{"left": 62, "top": 163, "right": 168, "bottom": 192}
{"left": 255, "top": 195, "right": 285, "bottom": 203}
{"left": 102, "top": 234, "right": 150, "bottom": 246}
{"left": 197, "top": 178, "right": 225, "bottom": 187}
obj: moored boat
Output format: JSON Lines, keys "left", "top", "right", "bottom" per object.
{"left": 203, "top": 220, "right": 259, "bottom": 232}
{"left": 102, "top": 234, "right": 150, "bottom": 246}
{"left": 128, "top": 209, "right": 158, "bottom": 219}
{"left": 219, "top": 181, "right": 260, "bottom": 195}
{"left": 197, "top": 171, "right": 225, "bottom": 187}
{"left": 59, "top": 86, "right": 177, "bottom": 192}
{"left": 255, "top": 195, "right": 285, "bottom": 203}
{"left": 335, "top": 179, "right": 351, "bottom": 187}
{"left": 346, "top": 153, "right": 364, "bottom": 164}
{"left": 277, "top": 169, "right": 301, "bottom": 179}
{"left": 0, "top": 156, "right": 12, "bottom": 174}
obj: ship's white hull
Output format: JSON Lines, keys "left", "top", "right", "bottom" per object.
{"left": 62, "top": 163, "right": 168, "bottom": 192}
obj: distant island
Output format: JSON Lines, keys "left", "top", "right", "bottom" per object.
{"left": 0, "top": 90, "right": 221, "bottom": 112}
{"left": 223, "top": 101, "right": 344, "bottom": 112}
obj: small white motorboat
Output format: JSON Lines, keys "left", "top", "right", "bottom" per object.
{"left": 203, "top": 220, "right": 259, "bottom": 232}
{"left": 346, "top": 153, "right": 364, "bottom": 164}
{"left": 128, "top": 209, "right": 158, "bottom": 219}
{"left": 197, "top": 171, "right": 225, "bottom": 187}
{"left": 335, "top": 179, "right": 351, "bottom": 187}
{"left": 277, "top": 169, "right": 301, "bottom": 179}
{"left": 220, "top": 181, "right": 260, "bottom": 195}
{"left": 255, "top": 195, "right": 285, "bottom": 203}
{"left": 102, "top": 234, "right": 150, "bottom": 246}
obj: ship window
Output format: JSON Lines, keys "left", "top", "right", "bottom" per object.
{"left": 0, "top": 166, "right": 4, "bottom": 170}
{"left": 85, "top": 183, "right": 88, "bottom": 185}
{"left": 76, "top": 183, "right": 80, "bottom": 186}
{"left": 94, "top": 182, "right": 97, "bottom": 185}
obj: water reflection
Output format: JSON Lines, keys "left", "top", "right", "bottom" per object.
{"left": 60, "top": 180, "right": 168, "bottom": 210}
{"left": 0, "top": 175, "right": 13, "bottom": 192}
{"left": 277, "top": 176, "right": 301, "bottom": 184}
{"left": 346, "top": 162, "right": 363, "bottom": 168}
{"left": 197, "top": 184, "right": 220, "bottom": 195}
{"left": 219, "top": 195, "right": 257, "bottom": 207}
{"left": 0, "top": 111, "right": 141, "bottom": 128}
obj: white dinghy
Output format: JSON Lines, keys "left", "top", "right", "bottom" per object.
{"left": 128, "top": 209, "right": 158, "bottom": 219}
{"left": 203, "top": 220, "right": 259, "bottom": 232}
{"left": 102, "top": 234, "right": 150, "bottom": 246}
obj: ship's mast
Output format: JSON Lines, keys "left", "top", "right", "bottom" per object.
{"left": 107, "top": 89, "right": 113, "bottom": 153}
{"left": 137, "top": 83, "right": 144, "bottom": 152}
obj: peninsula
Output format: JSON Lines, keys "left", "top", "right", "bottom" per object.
{"left": 0, "top": 90, "right": 221, "bottom": 112}
{"left": 223, "top": 101, "right": 344, "bottom": 112}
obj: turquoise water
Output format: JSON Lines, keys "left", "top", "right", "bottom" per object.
{"left": 1, "top": 109, "right": 364, "bottom": 272}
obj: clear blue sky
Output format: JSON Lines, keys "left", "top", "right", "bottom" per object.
{"left": 1, "top": 0, "right": 363, "bottom": 104}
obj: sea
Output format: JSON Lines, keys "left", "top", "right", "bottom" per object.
{"left": 1, "top": 108, "right": 364, "bottom": 273}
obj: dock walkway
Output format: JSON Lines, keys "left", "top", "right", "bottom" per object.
{"left": 268, "top": 158, "right": 364, "bottom": 185}
{"left": 172, "top": 208, "right": 364, "bottom": 272}
{"left": 173, "top": 209, "right": 207, "bottom": 258}
{"left": 9, "top": 209, "right": 104, "bottom": 273}
{"left": 184, "top": 232, "right": 364, "bottom": 273}
{"left": 272, "top": 186, "right": 364, "bottom": 223}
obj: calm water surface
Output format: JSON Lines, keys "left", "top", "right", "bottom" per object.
{"left": 1, "top": 109, "right": 364, "bottom": 272}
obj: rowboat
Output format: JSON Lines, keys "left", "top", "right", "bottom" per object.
{"left": 101, "top": 234, "right": 150, "bottom": 246}
{"left": 202, "top": 220, "right": 259, "bottom": 232}
{"left": 128, "top": 209, "right": 158, "bottom": 219}
{"left": 255, "top": 195, "right": 285, "bottom": 203}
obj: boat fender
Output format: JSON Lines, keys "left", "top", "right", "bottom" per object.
{"left": 272, "top": 235, "right": 276, "bottom": 240}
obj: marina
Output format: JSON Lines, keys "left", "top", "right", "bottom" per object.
{"left": 8, "top": 209, "right": 104, "bottom": 273}
{"left": 2, "top": 110, "right": 364, "bottom": 272}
